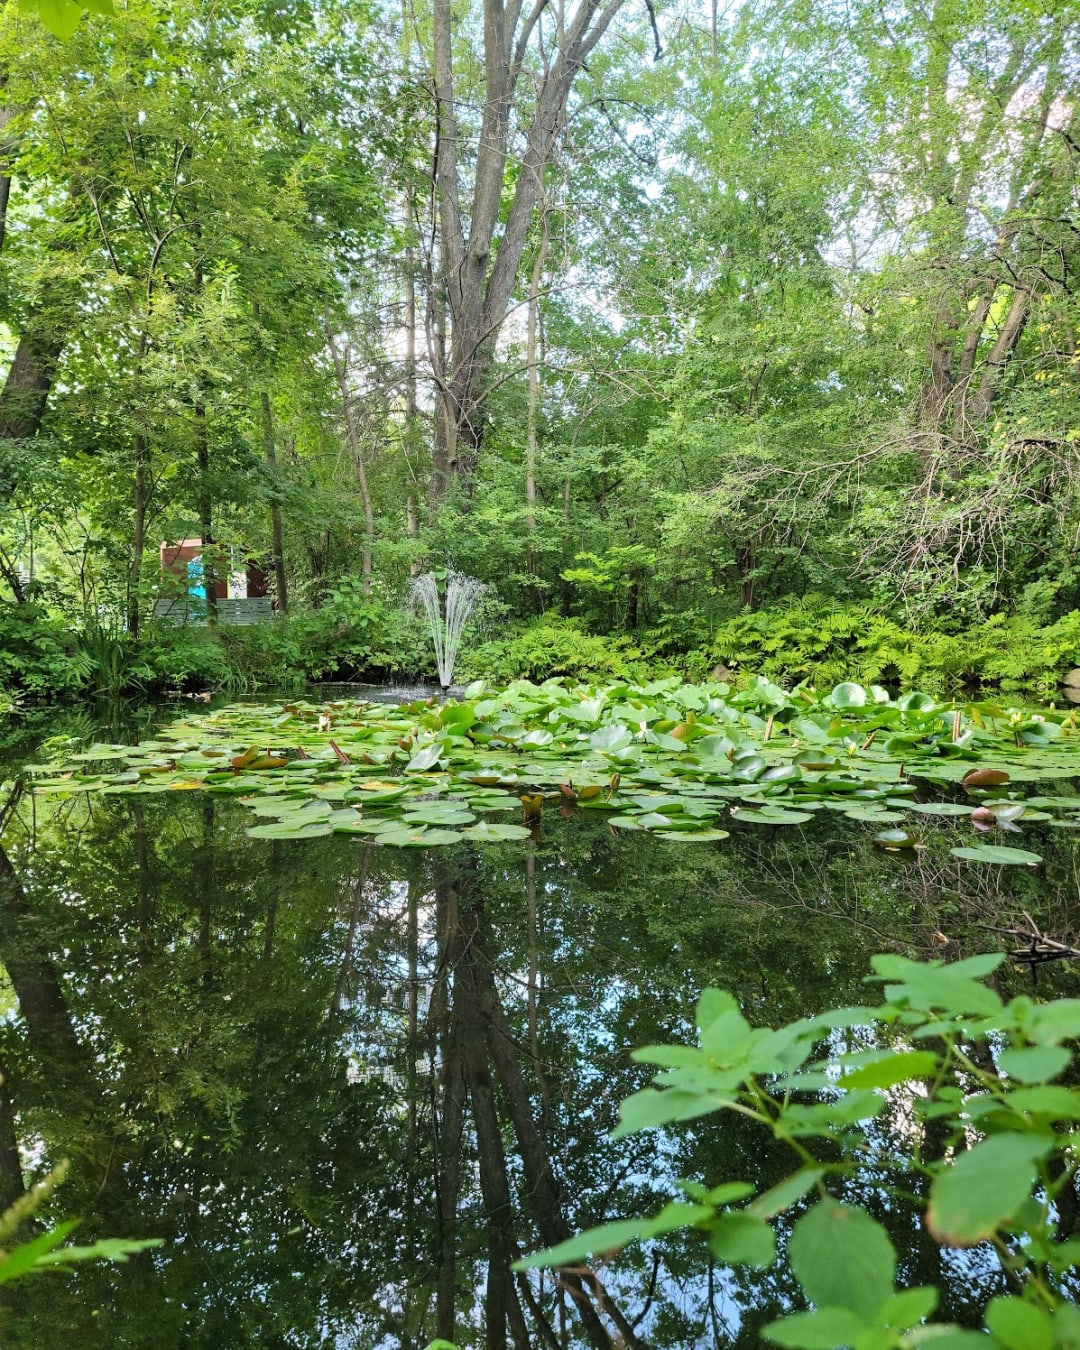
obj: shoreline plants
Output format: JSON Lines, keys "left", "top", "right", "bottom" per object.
{"left": 517, "top": 951, "right": 1080, "bottom": 1349}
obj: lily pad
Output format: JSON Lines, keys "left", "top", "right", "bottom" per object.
{"left": 950, "top": 845, "right": 1043, "bottom": 866}
{"left": 460, "top": 822, "right": 534, "bottom": 841}
{"left": 734, "top": 808, "right": 814, "bottom": 826}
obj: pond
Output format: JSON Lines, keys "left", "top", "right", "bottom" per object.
{"left": 0, "top": 687, "right": 1078, "bottom": 1348}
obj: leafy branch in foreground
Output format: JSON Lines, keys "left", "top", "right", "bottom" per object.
{"left": 516, "top": 953, "right": 1080, "bottom": 1349}
{"left": 0, "top": 1160, "right": 161, "bottom": 1284}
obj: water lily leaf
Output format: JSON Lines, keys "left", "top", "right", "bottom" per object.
{"left": 589, "top": 725, "right": 633, "bottom": 752}
{"left": 405, "top": 743, "right": 445, "bottom": 772}
{"left": 734, "top": 808, "right": 814, "bottom": 825}
{"left": 655, "top": 829, "right": 730, "bottom": 842}
{"left": 950, "top": 845, "right": 1043, "bottom": 866}
{"left": 830, "top": 682, "right": 868, "bottom": 709}
{"left": 376, "top": 827, "right": 462, "bottom": 848}
{"left": 400, "top": 806, "right": 476, "bottom": 826}
{"left": 460, "top": 822, "right": 534, "bottom": 841}
{"left": 873, "top": 828, "right": 918, "bottom": 849}
{"left": 962, "top": 767, "right": 1010, "bottom": 788}
{"left": 843, "top": 807, "right": 906, "bottom": 823}
{"left": 887, "top": 799, "right": 970, "bottom": 816}
{"left": 246, "top": 821, "right": 333, "bottom": 840}
{"left": 897, "top": 691, "right": 937, "bottom": 712}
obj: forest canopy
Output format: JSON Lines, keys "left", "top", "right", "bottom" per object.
{"left": 1, "top": 0, "right": 1079, "bottom": 698}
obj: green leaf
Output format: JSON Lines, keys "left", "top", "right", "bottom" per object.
{"left": 459, "top": 821, "right": 534, "bottom": 841}
{"left": 870, "top": 955, "right": 1002, "bottom": 1017}
{"left": 23, "top": 0, "right": 84, "bottom": 39}
{"left": 902, "top": 1330, "right": 995, "bottom": 1346}
{"left": 696, "top": 988, "right": 740, "bottom": 1029}
{"left": 1003, "top": 1085, "right": 1080, "bottom": 1118}
{"left": 749, "top": 1168, "right": 824, "bottom": 1220}
{"left": 734, "top": 807, "right": 814, "bottom": 825}
{"left": 1020, "top": 999, "right": 1080, "bottom": 1046}
{"left": 839, "top": 1050, "right": 938, "bottom": 1089}
{"left": 0, "top": 1221, "right": 80, "bottom": 1283}
{"left": 400, "top": 806, "right": 476, "bottom": 826}
{"left": 513, "top": 1201, "right": 711, "bottom": 1269}
{"left": 830, "top": 682, "right": 868, "bottom": 708}
{"left": 787, "top": 1200, "right": 896, "bottom": 1320}
{"left": 997, "top": 1045, "right": 1070, "bottom": 1084}
{"left": 950, "top": 845, "right": 1043, "bottom": 866}
{"left": 763, "top": 1307, "right": 869, "bottom": 1348}
{"left": 589, "top": 725, "right": 633, "bottom": 752}
{"left": 38, "top": 1236, "right": 163, "bottom": 1269}
{"left": 245, "top": 821, "right": 333, "bottom": 840}
{"left": 376, "top": 827, "right": 462, "bottom": 848}
{"left": 612, "top": 1087, "right": 731, "bottom": 1138}
{"left": 655, "top": 828, "right": 731, "bottom": 841}
{"left": 878, "top": 1286, "right": 938, "bottom": 1328}
{"left": 698, "top": 1009, "right": 754, "bottom": 1066}
{"left": 872, "top": 828, "right": 919, "bottom": 849}
{"left": 708, "top": 1211, "right": 776, "bottom": 1267}
{"left": 927, "top": 1133, "right": 1053, "bottom": 1246}
{"left": 985, "top": 1296, "right": 1053, "bottom": 1350}
{"left": 405, "top": 744, "right": 445, "bottom": 772}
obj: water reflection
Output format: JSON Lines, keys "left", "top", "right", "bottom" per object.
{"left": 0, "top": 772, "right": 1075, "bottom": 1346}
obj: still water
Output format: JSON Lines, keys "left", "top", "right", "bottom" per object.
{"left": 0, "top": 697, "right": 1076, "bottom": 1348}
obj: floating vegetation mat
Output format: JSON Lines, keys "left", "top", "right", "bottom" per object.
{"left": 20, "top": 677, "right": 1080, "bottom": 859}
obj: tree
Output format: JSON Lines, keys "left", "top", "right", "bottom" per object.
{"left": 425, "top": 0, "right": 641, "bottom": 495}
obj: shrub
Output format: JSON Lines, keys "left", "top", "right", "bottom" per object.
{"left": 0, "top": 601, "right": 92, "bottom": 698}
{"left": 459, "top": 616, "right": 653, "bottom": 683}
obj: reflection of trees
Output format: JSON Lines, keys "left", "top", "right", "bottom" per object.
{"left": 0, "top": 782, "right": 1075, "bottom": 1344}
{"left": 429, "top": 857, "right": 644, "bottom": 1350}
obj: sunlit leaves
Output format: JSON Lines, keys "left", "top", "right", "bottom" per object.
{"left": 926, "top": 1134, "right": 1053, "bottom": 1247}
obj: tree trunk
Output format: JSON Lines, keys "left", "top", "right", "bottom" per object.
{"left": 0, "top": 329, "right": 63, "bottom": 443}
{"left": 329, "top": 334, "right": 375, "bottom": 598}
{"left": 433, "top": 874, "right": 466, "bottom": 1345}
{"left": 260, "top": 391, "right": 289, "bottom": 613}
{"left": 428, "top": 0, "right": 629, "bottom": 497}
{"left": 525, "top": 203, "right": 549, "bottom": 543}
{"left": 128, "top": 432, "right": 148, "bottom": 638}
{"left": 195, "top": 395, "right": 217, "bottom": 624}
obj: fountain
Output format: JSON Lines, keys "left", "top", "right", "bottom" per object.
{"left": 409, "top": 571, "right": 486, "bottom": 691}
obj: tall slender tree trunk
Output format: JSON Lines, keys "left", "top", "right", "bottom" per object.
{"left": 128, "top": 432, "right": 148, "bottom": 638}
{"left": 195, "top": 394, "right": 217, "bottom": 624}
{"left": 525, "top": 202, "right": 549, "bottom": 546}
{"left": 404, "top": 196, "right": 422, "bottom": 569}
{"left": 260, "top": 391, "right": 289, "bottom": 613}
{"left": 433, "top": 872, "right": 466, "bottom": 1345}
{"left": 329, "top": 334, "right": 375, "bottom": 598}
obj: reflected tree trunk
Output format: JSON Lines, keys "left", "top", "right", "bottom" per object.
{"left": 198, "top": 802, "right": 214, "bottom": 992}
{"left": 0, "top": 1057, "right": 22, "bottom": 1211}
{"left": 426, "top": 860, "right": 641, "bottom": 1350}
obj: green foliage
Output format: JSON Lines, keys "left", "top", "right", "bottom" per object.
{"left": 518, "top": 952, "right": 1080, "bottom": 1347}
{"left": 17, "top": 0, "right": 112, "bottom": 41}
{"left": 0, "top": 1160, "right": 159, "bottom": 1284}
{"left": 0, "top": 602, "right": 91, "bottom": 697}
{"left": 460, "top": 617, "right": 651, "bottom": 684}
{"left": 708, "top": 596, "right": 1080, "bottom": 694}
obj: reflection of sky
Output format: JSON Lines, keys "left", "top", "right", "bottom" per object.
{"left": 5, "top": 782, "right": 1079, "bottom": 1346}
